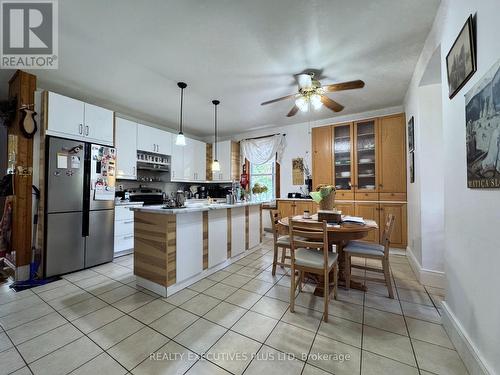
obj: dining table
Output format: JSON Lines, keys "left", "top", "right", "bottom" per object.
{"left": 278, "top": 214, "right": 379, "bottom": 294}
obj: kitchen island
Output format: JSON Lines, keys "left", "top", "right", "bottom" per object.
{"left": 130, "top": 202, "right": 263, "bottom": 296}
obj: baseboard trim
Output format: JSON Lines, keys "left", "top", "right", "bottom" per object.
{"left": 406, "top": 246, "right": 446, "bottom": 289}
{"left": 441, "top": 302, "right": 494, "bottom": 375}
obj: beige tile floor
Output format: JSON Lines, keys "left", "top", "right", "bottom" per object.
{"left": 0, "top": 236, "right": 468, "bottom": 375}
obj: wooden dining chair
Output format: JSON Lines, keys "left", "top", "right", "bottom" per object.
{"left": 269, "top": 210, "right": 292, "bottom": 275}
{"left": 289, "top": 219, "right": 338, "bottom": 322}
{"left": 344, "top": 214, "right": 396, "bottom": 298}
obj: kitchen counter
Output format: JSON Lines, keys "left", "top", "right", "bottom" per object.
{"left": 130, "top": 201, "right": 262, "bottom": 214}
{"left": 132, "top": 201, "right": 263, "bottom": 297}
{"left": 115, "top": 200, "right": 144, "bottom": 206}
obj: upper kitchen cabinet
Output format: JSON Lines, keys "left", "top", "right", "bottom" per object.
{"left": 354, "top": 118, "right": 378, "bottom": 193}
{"left": 212, "top": 140, "right": 239, "bottom": 182}
{"left": 137, "top": 124, "right": 172, "bottom": 155}
{"left": 115, "top": 118, "right": 137, "bottom": 180}
{"left": 171, "top": 137, "right": 206, "bottom": 182}
{"left": 45, "top": 91, "right": 114, "bottom": 145}
{"left": 378, "top": 113, "right": 407, "bottom": 197}
{"left": 332, "top": 122, "right": 354, "bottom": 198}
{"left": 84, "top": 103, "right": 114, "bottom": 144}
{"left": 312, "top": 126, "right": 333, "bottom": 190}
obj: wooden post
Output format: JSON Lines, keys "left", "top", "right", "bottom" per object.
{"left": 8, "top": 70, "right": 37, "bottom": 271}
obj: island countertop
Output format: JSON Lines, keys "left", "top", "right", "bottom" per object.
{"left": 130, "top": 201, "right": 262, "bottom": 214}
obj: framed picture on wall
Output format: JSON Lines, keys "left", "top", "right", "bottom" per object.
{"left": 465, "top": 58, "right": 500, "bottom": 188}
{"left": 408, "top": 116, "right": 415, "bottom": 152}
{"left": 409, "top": 151, "right": 415, "bottom": 183}
{"left": 446, "top": 15, "right": 476, "bottom": 99}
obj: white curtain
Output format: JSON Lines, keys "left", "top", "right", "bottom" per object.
{"left": 240, "top": 135, "right": 285, "bottom": 165}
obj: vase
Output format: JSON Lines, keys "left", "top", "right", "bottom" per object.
{"left": 319, "top": 190, "right": 336, "bottom": 211}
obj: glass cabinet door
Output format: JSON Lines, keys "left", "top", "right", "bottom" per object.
{"left": 332, "top": 124, "right": 352, "bottom": 190}
{"left": 355, "top": 120, "right": 377, "bottom": 191}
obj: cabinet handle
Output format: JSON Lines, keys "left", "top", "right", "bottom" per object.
{"left": 85, "top": 125, "right": 89, "bottom": 136}
{"left": 123, "top": 220, "right": 134, "bottom": 224}
{"left": 79, "top": 124, "right": 83, "bottom": 134}
{"left": 132, "top": 166, "right": 136, "bottom": 176}
{"left": 123, "top": 235, "right": 134, "bottom": 239}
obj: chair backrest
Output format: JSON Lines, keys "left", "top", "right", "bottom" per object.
{"left": 381, "top": 214, "right": 396, "bottom": 257}
{"left": 269, "top": 209, "right": 280, "bottom": 242}
{"left": 289, "top": 219, "right": 329, "bottom": 270}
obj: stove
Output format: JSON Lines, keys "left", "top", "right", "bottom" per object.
{"left": 126, "top": 187, "right": 164, "bottom": 205}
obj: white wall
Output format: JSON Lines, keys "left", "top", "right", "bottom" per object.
{"left": 228, "top": 106, "right": 403, "bottom": 198}
{"left": 404, "top": 0, "right": 500, "bottom": 373}
{"left": 405, "top": 81, "right": 446, "bottom": 279}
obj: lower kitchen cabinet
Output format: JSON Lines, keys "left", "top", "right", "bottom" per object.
{"left": 276, "top": 199, "right": 407, "bottom": 248}
{"left": 208, "top": 210, "right": 228, "bottom": 267}
{"left": 176, "top": 212, "right": 203, "bottom": 282}
{"left": 276, "top": 200, "right": 318, "bottom": 218}
{"left": 354, "top": 202, "right": 381, "bottom": 243}
{"left": 114, "top": 204, "right": 143, "bottom": 255}
{"left": 379, "top": 202, "right": 407, "bottom": 248}
{"left": 335, "top": 202, "right": 355, "bottom": 216}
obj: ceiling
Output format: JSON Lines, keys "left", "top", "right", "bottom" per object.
{"left": 0, "top": 0, "right": 440, "bottom": 137}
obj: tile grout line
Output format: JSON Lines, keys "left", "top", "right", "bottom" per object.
{"left": 392, "top": 264, "right": 423, "bottom": 375}
{"left": 4, "top": 246, "right": 438, "bottom": 375}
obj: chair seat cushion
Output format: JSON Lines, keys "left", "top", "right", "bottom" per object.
{"left": 344, "top": 241, "right": 384, "bottom": 257}
{"left": 276, "top": 235, "right": 306, "bottom": 247}
{"left": 294, "top": 248, "right": 338, "bottom": 269}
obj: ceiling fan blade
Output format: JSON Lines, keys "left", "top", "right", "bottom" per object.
{"left": 321, "top": 96, "right": 344, "bottom": 112}
{"left": 286, "top": 105, "right": 299, "bottom": 117}
{"left": 261, "top": 94, "right": 296, "bottom": 106}
{"left": 323, "top": 80, "right": 365, "bottom": 93}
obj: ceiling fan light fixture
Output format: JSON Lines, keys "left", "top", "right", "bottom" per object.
{"left": 295, "top": 96, "right": 309, "bottom": 112}
{"left": 310, "top": 94, "right": 322, "bottom": 110}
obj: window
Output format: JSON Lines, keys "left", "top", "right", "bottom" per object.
{"left": 250, "top": 158, "right": 275, "bottom": 202}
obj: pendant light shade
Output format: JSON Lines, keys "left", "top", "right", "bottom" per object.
{"left": 212, "top": 100, "right": 221, "bottom": 172}
{"left": 175, "top": 82, "right": 187, "bottom": 146}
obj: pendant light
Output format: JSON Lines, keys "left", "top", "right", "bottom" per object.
{"left": 175, "top": 82, "right": 187, "bottom": 146}
{"left": 212, "top": 99, "right": 221, "bottom": 172}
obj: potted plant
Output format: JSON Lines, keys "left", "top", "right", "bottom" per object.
{"left": 310, "top": 185, "right": 336, "bottom": 211}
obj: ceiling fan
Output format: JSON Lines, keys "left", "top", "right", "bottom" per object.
{"left": 261, "top": 72, "right": 365, "bottom": 117}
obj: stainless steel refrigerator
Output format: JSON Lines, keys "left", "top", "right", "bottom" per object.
{"left": 45, "top": 136, "right": 116, "bottom": 277}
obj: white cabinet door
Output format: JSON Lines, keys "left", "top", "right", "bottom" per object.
{"left": 212, "top": 140, "right": 232, "bottom": 181}
{"left": 230, "top": 207, "right": 246, "bottom": 256}
{"left": 208, "top": 210, "right": 228, "bottom": 267}
{"left": 115, "top": 118, "right": 137, "bottom": 179}
{"left": 137, "top": 124, "right": 172, "bottom": 155}
{"left": 47, "top": 92, "right": 85, "bottom": 140}
{"left": 194, "top": 140, "right": 206, "bottom": 181}
{"left": 156, "top": 130, "right": 172, "bottom": 156}
{"left": 171, "top": 138, "right": 185, "bottom": 181}
{"left": 183, "top": 138, "right": 194, "bottom": 180}
{"left": 137, "top": 124, "right": 156, "bottom": 153}
{"left": 84, "top": 103, "right": 114, "bottom": 145}
{"left": 176, "top": 212, "right": 203, "bottom": 282}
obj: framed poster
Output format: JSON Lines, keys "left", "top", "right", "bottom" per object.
{"left": 465, "top": 59, "right": 500, "bottom": 188}
{"left": 408, "top": 116, "right": 415, "bottom": 152}
{"left": 409, "top": 151, "right": 415, "bottom": 184}
{"left": 292, "top": 158, "right": 304, "bottom": 185}
{"left": 446, "top": 15, "right": 476, "bottom": 99}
